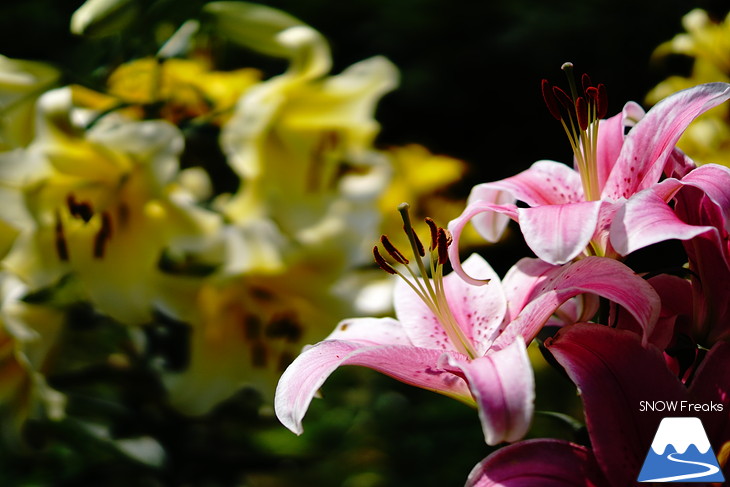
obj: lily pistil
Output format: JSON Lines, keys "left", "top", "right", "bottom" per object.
{"left": 542, "top": 62, "right": 608, "bottom": 201}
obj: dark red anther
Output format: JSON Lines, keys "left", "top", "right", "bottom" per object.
{"left": 381, "top": 235, "right": 409, "bottom": 265}
{"left": 424, "top": 217, "right": 439, "bottom": 251}
{"left": 541, "top": 79, "right": 562, "bottom": 120}
{"left": 436, "top": 228, "right": 451, "bottom": 266}
{"left": 596, "top": 83, "right": 608, "bottom": 119}
{"left": 575, "top": 96, "right": 589, "bottom": 131}
{"left": 581, "top": 73, "right": 593, "bottom": 94}
{"left": 443, "top": 228, "right": 453, "bottom": 247}
{"left": 553, "top": 86, "right": 575, "bottom": 114}
{"left": 373, "top": 246, "right": 397, "bottom": 275}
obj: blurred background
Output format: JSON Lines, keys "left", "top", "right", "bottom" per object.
{"left": 5, "top": 0, "right": 728, "bottom": 191}
{"left": 0, "top": 0, "right": 727, "bottom": 486}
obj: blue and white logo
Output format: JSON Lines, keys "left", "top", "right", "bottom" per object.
{"left": 638, "top": 417, "right": 725, "bottom": 483}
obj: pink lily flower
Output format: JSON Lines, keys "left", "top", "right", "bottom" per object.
{"left": 448, "top": 66, "right": 730, "bottom": 284}
{"left": 466, "top": 323, "right": 730, "bottom": 486}
{"left": 275, "top": 205, "right": 660, "bottom": 445}
{"left": 612, "top": 163, "right": 730, "bottom": 344}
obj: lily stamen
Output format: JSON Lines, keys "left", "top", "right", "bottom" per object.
{"left": 374, "top": 203, "right": 479, "bottom": 359}
{"left": 542, "top": 62, "right": 608, "bottom": 202}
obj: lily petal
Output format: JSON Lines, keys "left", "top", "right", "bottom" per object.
{"left": 610, "top": 185, "right": 713, "bottom": 256}
{"left": 494, "top": 257, "right": 660, "bottom": 349}
{"left": 604, "top": 82, "right": 730, "bottom": 200}
{"left": 687, "top": 341, "right": 730, "bottom": 451}
{"left": 325, "top": 316, "right": 413, "bottom": 345}
{"left": 501, "top": 257, "right": 601, "bottom": 327}
{"left": 484, "top": 160, "right": 585, "bottom": 207}
{"left": 546, "top": 324, "right": 686, "bottom": 487}
{"left": 392, "top": 254, "right": 506, "bottom": 355}
{"left": 517, "top": 200, "right": 602, "bottom": 265}
{"left": 274, "top": 324, "right": 472, "bottom": 434}
{"left": 678, "top": 163, "right": 730, "bottom": 230}
{"left": 500, "top": 257, "right": 559, "bottom": 322}
{"left": 444, "top": 254, "right": 507, "bottom": 355}
{"left": 445, "top": 339, "right": 534, "bottom": 445}
{"left": 595, "top": 101, "right": 644, "bottom": 192}
{"left": 448, "top": 160, "right": 586, "bottom": 281}
{"left": 465, "top": 439, "right": 607, "bottom": 487}
{"left": 674, "top": 188, "right": 730, "bottom": 342}
{"left": 447, "top": 200, "right": 518, "bottom": 286}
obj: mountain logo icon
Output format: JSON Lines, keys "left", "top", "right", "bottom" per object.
{"left": 638, "top": 417, "right": 725, "bottom": 482}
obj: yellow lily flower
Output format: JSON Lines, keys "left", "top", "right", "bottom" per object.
{"left": 160, "top": 264, "right": 377, "bottom": 415}
{"left": 0, "top": 272, "right": 65, "bottom": 443}
{"left": 0, "top": 55, "right": 59, "bottom": 151}
{"left": 157, "top": 5, "right": 398, "bottom": 413}
{"left": 104, "top": 56, "right": 261, "bottom": 125}
{"left": 646, "top": 9, "right": 730, "bottom": 166}
{"left": 218, "top": 22, "right": 397, "bottom": 272}
{"left": 0, "top": 87, "right": 221, "bottom": 325}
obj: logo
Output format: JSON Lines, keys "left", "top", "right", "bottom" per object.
{"left": 638, "top": 417, "right": 725, "bottom": 483}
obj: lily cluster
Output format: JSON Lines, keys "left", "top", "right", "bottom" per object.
{"left": 0, "top": 0, "right": 476, "bottom": 445}
{"left": 276, "top": 63, "right": 730, "bottom": 485}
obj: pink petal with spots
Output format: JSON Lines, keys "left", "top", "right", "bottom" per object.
{"left": 448, "top": 160, "right": 584, "bottom": 283}
{"left": 486, "top": 160, "right": 585, "bottom": 206}
{"left": 275, "top": 336, "right": 471, "bottom": 435}
{"left": 393, "top": 275, "right": 457, "bottom": 353}
{"left": 445, "top": 339, "right": 534, "bottom": 445}
{"left": 324, "top": 317, "right": 413, "bottom": 345}
{"left": 594, "top": 101, "right": 644, "bottom": 192}
{"left": 466, "top": 439, "right": 607, "bottom": 487}
{"left": 444, "top": 254, "right": 507, "bottom": 355}
{"left": 393, "top": 254, "right": 506, "bottom": 355}
{"left": 517, "top": 200, "right": 603, "bottom": 265}
{"left": 603, "top": 82, "right": 730, "bottom": 200}
{"left": 493, "top": 257, "right": 660, "bottom": 349}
